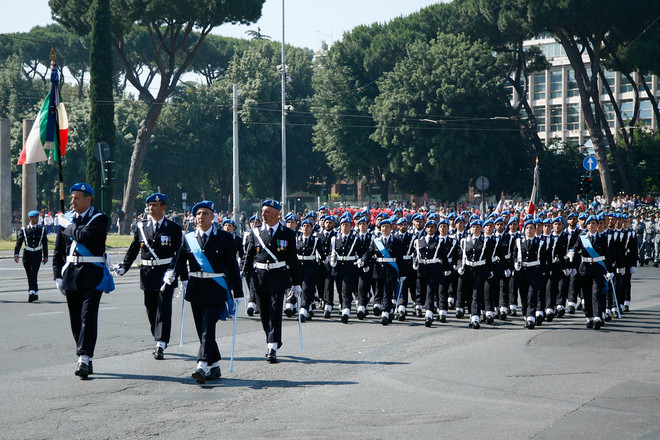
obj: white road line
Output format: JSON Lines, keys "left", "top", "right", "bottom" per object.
{"left": 99, "top": 307, "right": 119, "bottom": 311}
{"left": 28, "top": 311, "right": 64, "bottom": 316}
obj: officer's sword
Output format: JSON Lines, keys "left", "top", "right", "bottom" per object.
{"left": 394, "top": 276, "right": 407, "bottom": 314}
{"left": 609, "top": 278, "right": 622, "bottom": 319}
{"left": 230, "top": 296, "right": 240, "bottom": 372}
{"left": 295, "top": 288, "right": 304, "bottom": 351}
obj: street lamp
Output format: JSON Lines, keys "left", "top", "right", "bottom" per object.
{"left": 280, "top": 0, "right": 287, "bottom": 210}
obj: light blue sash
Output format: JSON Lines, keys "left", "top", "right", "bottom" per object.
{"left": 185, "top": 231, "right": 233, "bottom": 320}
{"left": 579, "top": 234, "right": 609, "bottom": 292}
{"left": 375, "top": 237, "right": 399, "bottom": 275}
{"left": 75, "top": 243, "right": 115, "bottom": 293}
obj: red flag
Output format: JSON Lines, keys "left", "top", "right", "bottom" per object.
{"left": 527, "top": 158, "right": 540, "bottom": 217}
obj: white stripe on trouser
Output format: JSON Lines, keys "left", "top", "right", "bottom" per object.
{"left": 341, "top": 308, "right": 350, "bottom": 316}
{"left": 425, "top": 309, "right": 433, "bottom": 319}
{"left": 357, "top": 305, "right": 366, "bottom": 313}
{"left": 324, "top": 304, "right": 332, "bottom": 312}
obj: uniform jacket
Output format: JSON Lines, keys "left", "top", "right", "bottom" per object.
{"left": 570, "top": 232, "right": 614, "bottom": 276}
{"left": 459, "top": 234, "right": 495, "bottom": 277}
{"left": 331, "top": 230, "right": 360, "bottom": 277}
{"left": 243, "top": 223, "right": 302, "bottom": 291}
{"left": 15, "top": 224, "right": 48, "bottom": 263}
{"left": 119, "top": 217, "right": 182, "bottom": 290}
{"left": 52, "top": 207, "right": 108, "bottom": 291}
{"left": 361, "top": 234, "right": 404, "bottom": 280}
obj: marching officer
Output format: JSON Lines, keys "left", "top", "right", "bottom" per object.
{"left": 317, "top": 215, "right": 337, "bottom": 318}
{"left": 394, "top": 216, "right": 416, "bottom": 319}
{"left": 114, "top": 193, "right": 182, "bottom": 360}
{"left": 14, "top": 210, "right": 48, "bottom": 302}
{"left": 53, "top": 183, "right": 114, "bottom": 379}
{"left": 244, "top": 214, "right": 262, "bottom": 316}
{"left": 332, "top": 213, "right": 360, "bottom": 323}
{"left": 242, "top": 200, "right": 302, "bottom": 363}
{"left": 354, "top": 215, "right": 374, "bottom": 320}
{"left": 545, "top": 216, "right": 570, "bottom": 320}
{"left": 295, "top": 218, "right": 325, "bottom": 321}
{"left": 166, "top": 200, "right": 243, "bottom": 383}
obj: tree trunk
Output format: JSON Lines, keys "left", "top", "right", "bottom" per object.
{"left": 378, "top": 175, "right": 389, "bottom": 203}
{"left": 119, "top": 102, "right": 164, "bottom": 233}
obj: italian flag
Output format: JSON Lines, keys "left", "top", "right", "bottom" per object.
{"left": 527, "top": 158, "right": 540, "bottom": 217}
{"left": 17, "top": 90, "right": 68, "bottom": 165}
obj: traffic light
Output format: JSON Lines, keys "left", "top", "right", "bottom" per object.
{"left": 585, "top": 176, "right": 592, "bottom": 194}
{"left": 103, "top": 160, "right": 116, "bottom": 185}
{"left": 579, "top": 176, "right": 585, "bottom": 193}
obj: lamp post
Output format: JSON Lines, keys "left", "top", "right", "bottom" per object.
{"left": 280, "top": 0, "right": 287, "bottom": 210}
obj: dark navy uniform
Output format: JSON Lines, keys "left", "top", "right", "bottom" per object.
{"left": 316, "top": 226, "right": 336, "bottom": 316}
{"left": 354, "top": 228, "right": 373, "bottom": 319}
{"left": 14, "top": 215, "right": 48, "bottom": 301}
{"left": 457, "top": 233, "right": 495, "bottom": 327}
{"left": 117, "top": 215, "right": 182, "bottom": 350}
{"left": 331, "top": 229, "right": 360, "bottom": 321}
{"left": 512, "top": 234, "right": 549, "bottom": 328}
{"left": 545, "top": 229, "right": 570, "bottom": 319}
{"left": 296, "top": 230, "right": 325, "bottom": 320}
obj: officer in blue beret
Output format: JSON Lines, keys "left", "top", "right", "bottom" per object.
{"left": 114, "top": 193, "right": 183, "bottom": 360}
{"left": 14, "top": 210, "right": 48, "bottom": 302}
{"left": 53, "top": 182, "right": 112, "bottom": 379}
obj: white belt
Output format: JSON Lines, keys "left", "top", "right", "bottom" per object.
{"left": 66, "top": 255, "right": 105, "bottom": 264}
{"left": 298, "top": 255, "right": 316, "bottom": 261}
{"left": 582, "top": 256, "right": 605, "bottom": 263}
{"left": 255, "top": 261, "right": 287, "bottom": 270}
{"left": 464, "top": 260, "right": 486, "bottom": 267}
{"left": 402, "top": 256, "right": 412, "bottom": 260}
{"left": 141, "top": 257, "right": 172, "bottom": 267}
{"left": 336, "top": 255, "right": 357, "bottom": 261}
{"left": 521, "top": 261, "right": 540, "bottom": 267}
{"left": 25, "top": 246, "right": 42, "bottom": 252}
{"left": 419, "top": 258, "right": 440, "bottom": 265}
{"left": 377, "top": 257, "right": 397, "bottom": 263}
{"left": 190, "top": 271, "right": 225, "bottom": 278}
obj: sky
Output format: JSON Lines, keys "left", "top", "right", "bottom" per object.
{"left": 0, "top": 0, "right": 445, "bottom": 50}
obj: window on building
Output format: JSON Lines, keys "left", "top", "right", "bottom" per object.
{"left": 541, "top": 42, "right": 566, "bottom": 58}
{"left": 640, "top": 100, "right": 653, "bottom": 126}
{"left": 550, "top": 71, "right": 563, "bottom": 99}
{"left": 533, "top": 73, "right": 545, "bottom": 100}
{"left": 567, "top": 69, "right": 579, "bottom": 97}
{"left": 602, "top": 103, "right": 616, "bottom": 128}
{"left": 620, "top": 100, "right": 634, "bottom": 120}
{"left": 534, "top": 107, "right": 546, "bottom": 131}
{"left": 550, "top": 104, "right": 562, "bottom": 131}
{"left": 620, "top": 74, "right": 634, "bottom": 93}
{"left": 601, "top": 69, "right": 615, "bottom": 95}
{"left": 567, "top": 103, "right": 580, "bottom": 130}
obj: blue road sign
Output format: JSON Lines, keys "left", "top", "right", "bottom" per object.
{"left": 583, "top": 155, "right": 597, "bottom": 171}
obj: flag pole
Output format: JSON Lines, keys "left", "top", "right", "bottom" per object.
{"left": 50, "top": 47, "right": 66, "bottom": 214}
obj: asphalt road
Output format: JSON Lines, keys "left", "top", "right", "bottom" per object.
{"left": 1, "top": 254, "right": 659, "bottom": 440}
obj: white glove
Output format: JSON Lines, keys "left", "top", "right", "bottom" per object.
{"left": 356, "top": 259, "right": 364, "bottom": 268}
{"left": 571, "top": 268, "right": 577, "bottom": 276}
{"left": 504, "top": 269, "right": 512, "bottom": 278}
{"left": 616, "top": 267, "right": 625, "bottom": 275}
{"left": 563, "top": 268, "right": 571, "bottom": 277}
{"left": 57, "top": 214, "right": 72, "bottom": 228}
{"left": 605, "top": 272, "right": 614, "bottom": 281}
{"left": 112, "top": 264, "right": 125, "bottom": 276}
{"left": 363, "top": 266, "right": 370, "bottom": 273}
{"left": 181, "top": 280, "right": 188, "bottom": 291}
{"left": 630, "top": 266, "right": 637, "bottom": 274}
{"left": 444, "top": 270, "right": 452, "bottom": 276}
{"left": 514, "top": 262, "right": 522, "bottom": 272}
{"left": 163, "top": 269, "right": 175, "bottom": 285}
{"left": 567, "top": 250, "right": 575, "bottom": 262}
{"left": 412, "top": 262, "right": 419, "bottom": 270}
{"left": 55, "top": 278, "right": 65, "bottom": 296}
{"left": 292, "top": 285, "right": 302, "bottom": 295}
{"left": 330, "top": 259, "right": 337, "bottom": 268}
{"left": 488, "top": 272, "right": 494, "bottom": 279}
{"left": 457, "top": 267, "right": 465, "bottom": 276}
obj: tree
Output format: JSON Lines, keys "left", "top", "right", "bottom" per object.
{"left": 50, "top": 0, "right": 266, "bottom": 232}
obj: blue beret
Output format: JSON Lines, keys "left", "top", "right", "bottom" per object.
{"left": 534, "top": 218, "right": 542, "bottom": 224}
{"left": 615, "top": 213, "right": 622, "bottom": 218}
{"left": 192, "top": 200, "right": 215, "bottom": 215}
{"left": 578, "top": 213, "right": 588, "bottom": 219}
{"left": 622, "top": 214, "right": 628, "bottom": 219}
{"left": 394, "top": 208, "right": 403, "bottom": 214}
{"left": 543, "top": 218, "right": 553, "bottom": 225}
{"left": 319, "top": 214, "right": 327, "bottom": 221}
{"left": 495, "top": 217, "right": 505, "bottom": 224}
{"left": 607, "top": 212, "right": 615, "bottom": 217}
{"left": 396, "top": 217, "right": 409, "bottom": 225}
{"left": 502, "top": 210, "right": 510, "bottom": 216}
{"left": 567, "top": 212, "right": 578, "bottom": 219}
{"left": 262, "top": 199, "right": 282, "bottom": 211}
{"left": 222, "top": 217, "right": 236, "bottom": 227}
{"left": 304, "top": 211, "right": 316, "bottom": 219}
{"left": 483, "top": 219, "right": 494, "bottom": 227}
{"left": 249, "top": 214, "right": 261, "bottom": 222}
{"left": 507, "top": 218, "right": 519, "bottom": 227}
{"left": 454, "top": 216, "right": 465, "bottom": 223}
{"left": 425, "top": 220, "right": 438, "bottom": 228}
{"left": 470, "top": 219, "right": 483, "bottom": 228}
{"left": 339, "top": 215, "right": 352, "bottom": 224}
{"left": 447, "top": 212, "right": 457, "bottom": 219}
{"left": 357, "top": 215, "right": 368, "bottom": 223}
{"left": 390, "top": 215, "right": 398, "bottom": 223}
{"left": 146, "top": 193, "right": 167, "bottom": 203}
{"left": 461, "top": 211, "right": 469, "bottom": 216}
{"left": 411, "top": 213, "right": 422, "bottom": 221}
{"left": 284, "top": 213, "right": 297, "bottom": 221}
{"left": 70, "top": 182, "right": 93, "bottom": 196}
{"left": 301, "top": 218, "right": 313, "bottom": 226}
{"left": 28, "top": 210, "right": 40, "bottom": 217}
{"left": 488, "top": 213, "right": 497, "bottom": 219}
{"left": 524, "top": 214, "right": 533, "bottom": 221}
{"left": 319, "top": 205, "right": 328, "bottom": 211}
{"left": 428, "top": 212, "right": 439, "bottom": 220}
{"left": 552, "top": 216, "right": 564, "bottom": 224}
{"left": 524, "top": 219, "right": 535, "bottom": 229}
{"left": 586, "top": 215, "right": 597, "bottom": 224}
{"left": 596, "top": 214, "right": 605, "bottom": 222}
{"left": 376, "top": 212, "right": 389, "bottom": 220}
{"left": 469, "top": 214, "right": 479, "bottom": 222}
{"left": 324, "top": 215, "right": 336, "bottom": 223}
{"left": 379, "top": 218, "right": 393, "bottom": 225}
{"left": 438, "top": 219, "right": 449, "bottom": 226}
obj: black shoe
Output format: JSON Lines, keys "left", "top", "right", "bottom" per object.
{"left": 604, "top": 313, "right": 612, "bottom": 322}
{"left": 525, "top": 320, "right": 535, "bottom": 330}
{"left": 536, "top": 315, "right": 544, "bottom": 326}
{"left": 153, "top": 346, "right": 164, "bottom": 360}
{"left": 557, "top": 308, "right": 565, "bottom": 318}
{"left": 308, "top": 310, "right": 314, "bottom": 319}
{"left": 448, "top": 302, "right": 456, "bottom": 310}
{"left": 495, "top": 310, "right": 501, "bottom": 320}
{"left": 486, "top": 315, "right": 494, "bottom": 325}
{"left": 300, "top": 313, "right": 306, "bottom": 323}
{"left": 455, "top": 310, "right": 464, "bottom": 319}
{"left": 425, "top": 318, "right": 432, "bottom": 327}
{"left": 470, "top": 321, "right": 480, "bottom": 329}
{"left": 577, "top": 303, "right": 583, "bottom": 311}
{"left": 284, "top": 308, "right": 293, "bottom": 318}
{"left": 373, "top": 307, "right": 382, "bottom": 317}
{"left": 381, "top": 315, "right": 388, "bottom": 326}
{"left": 341, "top": 314, "right": 349, "bottom": 324}
{"left": 415, "top": 308, "right": 422, "bottom": 318}
{"left": 88, "top": 360, "right": 93, "bottom": 375}
{"left": 206, "top": 366, "right": 221, "bottom": 380}
{"left": 510, "top": 309, "right": 517, "bottom": 317}
{"left": 28, "top": 292, "right": 38, "bottom": 303}
{"left": 323, "top": 310, "right": 331, "bottom": 319}
{"left": 192, "top": 368, "right": 206, "bottom": 384}
{"left": 247, "top": 307, "right": 255, "bottom": 317}
{"left": 594, "top": 319, "right": 603, "bottom": 330}
{"left": 568, "top": 305, "right": 575, "bottom": 314}
{"left": 623, "top": 305, "right": 629, "bottom": 313}
{"left": 654, "top": 262, "right": 659, "bottom": 268}
{"left": 397, "top": 312, "right": 406, "bottom": 322}
{"left": 357, "top": 310, "right": 365, "bottom": 320}
{"left": 500, "top": 312, "right": 507, "bottom": 321}
{"left": 546, "top": 312, "right": 554, "bottom": 323}
{"left": 439, "top": 315, "right": 447, "bottom": 323}
{"left": 266, "top": 349, "right": 278, "bottom": 364}
{"left": 75, "top": 361, "right": 89, "bottom": 379}
{"left": 388, "top": 313, "right": 393, "bottom": 324}
{"left": 586, "top": 321, "right": 595, "bottom": 329}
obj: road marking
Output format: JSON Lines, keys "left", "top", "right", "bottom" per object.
{"left": 28, "top": 311, "right": 64, "bottom": 316}
{"left": 99, "top": 307, "right": 119, "bottom": 311}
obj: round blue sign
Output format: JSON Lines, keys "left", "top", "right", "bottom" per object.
{"left": 583, "top": 155, "right": 598, "bottom": 171}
